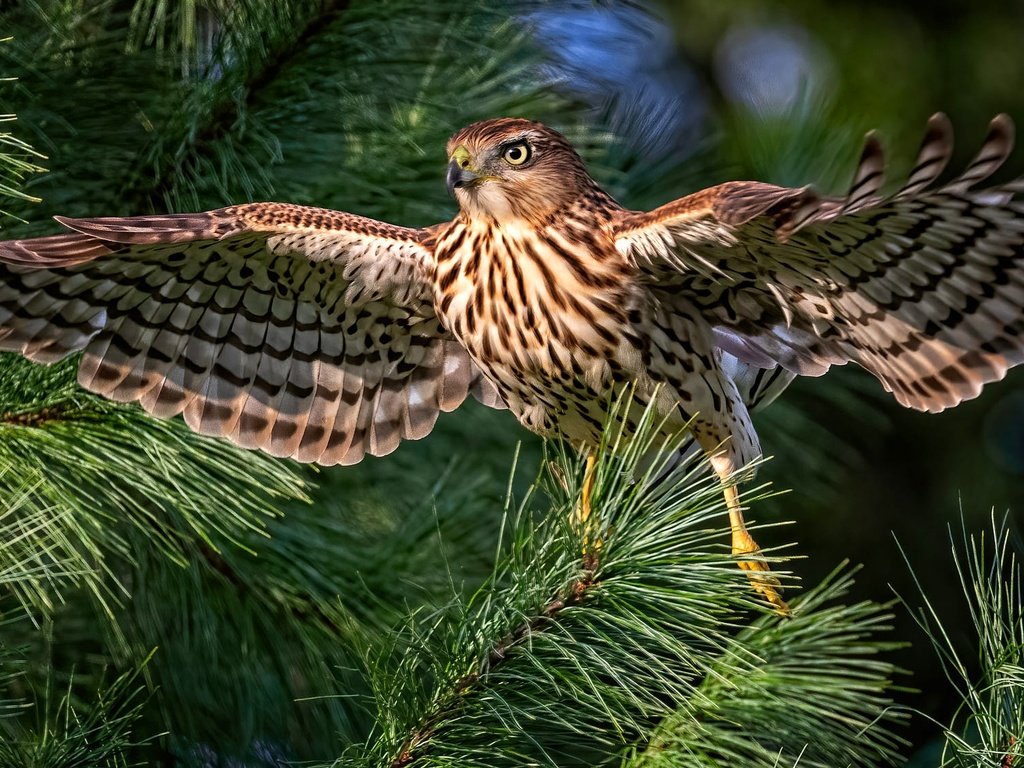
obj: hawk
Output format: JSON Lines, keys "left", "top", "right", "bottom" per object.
{"left": 2, "top": 114, "right": 1023, "bottom": 611}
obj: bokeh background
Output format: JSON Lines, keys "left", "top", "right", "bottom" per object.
{"left": 0, "top": 0, "right": 1022, "bottom": 764}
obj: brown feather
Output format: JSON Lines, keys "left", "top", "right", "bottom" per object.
{"left": 615, "top": 113, "right": 1024, "bottom": 413}
{"left": 0, "top": 205, "right": 504, "bottom": 464}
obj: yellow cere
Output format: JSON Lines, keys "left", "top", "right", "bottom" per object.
{"left": 451, "top": 145, "right": 472, "bottom": 170}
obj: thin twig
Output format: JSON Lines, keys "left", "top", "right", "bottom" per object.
{"left": 1, "top": 404, "right": 68, "bottom": 426}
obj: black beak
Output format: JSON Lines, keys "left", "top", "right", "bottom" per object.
{"left": 446, "top": 160, "right": 478, "bottom": 197}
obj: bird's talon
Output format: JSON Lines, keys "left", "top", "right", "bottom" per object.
{"left": 736, "top": 556, "right": 789, "bottom": 615}
{"left": 729, "top": 514, "right": 789, "bottom": 614}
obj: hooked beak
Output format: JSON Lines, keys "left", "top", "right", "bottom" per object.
{"left": 446, "top": 160, "right": 479, "bottom": 197}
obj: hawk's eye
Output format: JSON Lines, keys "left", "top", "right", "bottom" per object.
{"left": 501, "top": 142, "right": 531, "bottom": 166}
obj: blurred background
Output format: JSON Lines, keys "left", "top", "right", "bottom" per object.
{"left": 0, "top": 0, "right": 1022, "bottom": 764}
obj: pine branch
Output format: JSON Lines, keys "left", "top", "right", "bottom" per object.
{"left": 0, "top": 353, "right": 310, "bottom": 620}
{"left": 0, "top": 656, "right": 154, "bottom": 765}
{"left": 900, "top": 518, "right": 1024, "bottom": 768}
{"left": 0, "top": 403, "right": 67, "bottom": 427}
{"left": 626, "top": 565, "right": 904, "bottom": 768}
{"left": 135, "top": 0, "right": 351, "bottom": 211}
{"left": 338, "top": 398, "right": 901, "bottom": 768}
{"left": 391, "top": 562, "right": 599, "bottom": 767}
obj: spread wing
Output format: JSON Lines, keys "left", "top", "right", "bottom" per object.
{"left": 615, "top": 113, "right": 1024, "bottom": 412}
{"left": 0, "top": 203, "right": 503, "bottom": 465}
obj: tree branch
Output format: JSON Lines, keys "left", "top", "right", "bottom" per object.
{"left": 390, "top": 558, "right": 599, "bottom": 768}
{"left": 137, "top": 0, "right": 351, "bottom": 210}
{"left": 1, "top": 404, "right": 69, "bottom": 427}
{"left": 1004, "top": 736, "right": 1017, "bottom": 768}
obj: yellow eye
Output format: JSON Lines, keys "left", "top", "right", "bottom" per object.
{"left": 501, "top": 142, "right": 532, "bottom": 166}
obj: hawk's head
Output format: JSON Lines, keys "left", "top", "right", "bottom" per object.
{"left": 445, "top": 118, "right": 595, "bottom": 222}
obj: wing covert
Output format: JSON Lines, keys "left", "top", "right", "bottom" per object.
{"left": 0, "top": 203, "right": 503, "bottom": 464}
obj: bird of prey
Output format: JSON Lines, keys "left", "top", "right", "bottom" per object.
{"left": 2, "top": 114, "right": 1023, "bottom": 611}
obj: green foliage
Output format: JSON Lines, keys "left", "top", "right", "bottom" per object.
{"left": 0, "top": 0, "right": 584, "bottom": 227}
{"left": 0, "top": 355, "right": 308, "bottom": 614}
{"left": 0, "top": 36, "right": 45, "bottom": 220}
{"left": 0, "top": 659, "right": 153, "bottom": 767}
{"left": 902, "top": 521, "right": 1023, "bottom": 767}
{"left": 0, "top": 115, "right": 44, "bottom": 220}
{"left": 627, "top": 566, "right": 905, "bottom": 768}
{"left": 332, "top": 400, "right": 902, "bottom": 767}
{"left": 0, "top": 0, "right": 584, "bottom": 759}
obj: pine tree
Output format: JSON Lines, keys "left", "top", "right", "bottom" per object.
{"left": 0, "top": 1, "right": 1020, "bottom": 765}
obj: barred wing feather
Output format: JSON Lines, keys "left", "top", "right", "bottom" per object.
{"left": 0, "top": 203, "right": 503, "bottom": 464}
{"left": 615, "top": 113, "right": 1024, "bottom": 412}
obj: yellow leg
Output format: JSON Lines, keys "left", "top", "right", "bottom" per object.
{"left": 573, "top": 453, "right": 601, "bottom": 563}
{"left": 580, "top": 453, "right": 597, "bottom": 526}
{"left": 697, "top": 433, "right": 789, "bottom": 615}
{"left": 724, "top": 483, "right": 789, "bottom": 614}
